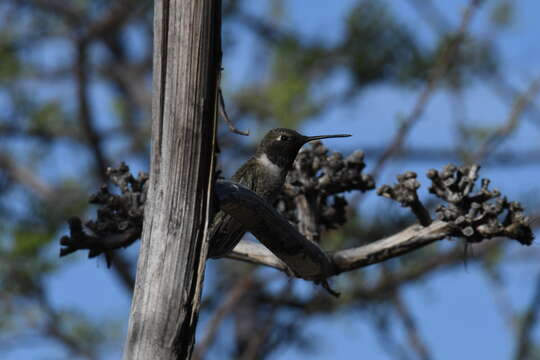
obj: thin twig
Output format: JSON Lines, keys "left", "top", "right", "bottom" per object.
{"left": 474, "top": 75, "right": 540, "bottom": 162}
{"left": 371, "top": 0, "right": 484, "bottom": 179}
{"left": 251, "top": 240, "right": 504, "bottom": 310}
{"left": 483, "top": 266, "right": 517, "bottom": 335}
{"left": 406, "top": 0, "right": 450, "bottom": 34}
{"left": 75, "top": 40, "right": 108, "bottom": 181}
{"left": 358, "top": 146, "right": 540, "bottom": 166}
{"left": 84, "top": 0, "right": 139, "bottom": 42}
{"left": 37, "top": 292, "right": 98, "bottom": 360}
{"left": 0, "top": 154, "right": 54, "bottom": 199}
{"left": 219, "top": 88, "right": 249, "bottom": 136}
{"left": 240, "top": 280, "right": 294, "bottom": 360}
{"left": 193, "top": 275, "right": 253, "bottom": 360}
{"left": 488, "top": 73, "right": 540, "bottom": 130}
{"left": 409, "top": 0, "right": 540, "bottom": 160}
{"left": 14, "top": 0, "right": 83, "bottom": 25}
{"left": 513, "top": 270, "right": 540, "bottom": 360}
{"left": 74, "top": 38, "right": 136, "bottom": 290}
{"left": 391, "top": 290, "right": 432, "bottom": 360}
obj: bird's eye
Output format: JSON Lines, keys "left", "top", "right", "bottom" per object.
{"left": 278, "top": 135, "right": 288, "bottom": 141}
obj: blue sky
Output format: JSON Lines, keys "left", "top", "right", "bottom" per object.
{"left": 5, "top": 1, "right": 540, "bottom": 359}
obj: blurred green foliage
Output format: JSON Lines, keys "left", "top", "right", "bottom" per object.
{"left": 232, "top": 0, "right": 497, "bottom": 132}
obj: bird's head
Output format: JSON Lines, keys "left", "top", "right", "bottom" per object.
{"left": 256, "top": 128, "right": 351, "bottom": 169}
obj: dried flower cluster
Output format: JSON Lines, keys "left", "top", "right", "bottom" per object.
{"left": 377, "top": 164, "right": 534, "bottom": 245}
{"left": 277, "top": 141, "right": 375, "bottom": 236}
{"left": 427, "top": 164, "right": 533, "bottom": 245}
{"left": 59, "top": 158, "right": 533, "bottom": 264}
{"left": 377, "top": 171, "right": 432, "bottom": 226}
{"left": 59, "top": 163, "right": 147, "bottom": 264}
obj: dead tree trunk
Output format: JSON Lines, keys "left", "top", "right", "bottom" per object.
{"left": 123, "top": 0, "right": 221, "bottom": 359}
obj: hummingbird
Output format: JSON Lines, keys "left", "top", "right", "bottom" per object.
{"left": 208, "top": 128, "right": 351, "bottom": 258}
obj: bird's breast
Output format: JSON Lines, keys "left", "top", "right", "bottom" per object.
{"left": 254, "top": 154, "right": 286, "bottom": 199}
{"left": 257, "top": 153, "right": 282, "bottom": 179}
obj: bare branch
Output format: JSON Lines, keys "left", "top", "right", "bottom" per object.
{"left": 14, "top": 0, "right": 83, "bottom": 25}
{"left": 513, "top": 271, "right": 540, "bottom": 360}
{"left": 226, "top": 241, "right": 288, "bottom": 271}
{"left": 84, "top": 0, "right": 141, "bottom": 42}
{"left": 0, "top": 154, "right": 54, "bottom": 199}
{"left": 227, "top": 221, "right": 449, "bottom": 276}
{"left": 408, "top": 0, "right": 540, "bottom": 139}
{"left": 474, "top": 76, "right": 540, "bottom": 162}
{"left": 194, "top": 275, "right": 253, "bottom": 360}
{"left": 406, "top": 0, "right": 450, "bottom": 34}
{"left": 75, "top": 41, "right": 108, "bottom": 181}
{"left": 391, "top": 290, "right": 432, "bottom": 360}
{"left": 359, "top": 146, "right": 540, "bottom": 166}
{"left": 36, "top": 292, "right": 98, "bottom": 360}
{"left": 483, "top": 267, "right": 517, "bottom": 335}
{"left": 372, "top": 0, "right": 484, "bottom": 178}
{"left": 239, "top": 280, "right": 294, "bottom": 360}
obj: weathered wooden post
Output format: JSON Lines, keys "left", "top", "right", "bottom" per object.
{"left": 123, "top": 0, "right": 221, "bottom": 358}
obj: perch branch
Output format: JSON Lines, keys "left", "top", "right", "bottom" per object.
{"left": 60, "top": 164, "right": 533, "bottom": 290}
{"left": 227, "top": 220, "right": 451, "bottom": 275}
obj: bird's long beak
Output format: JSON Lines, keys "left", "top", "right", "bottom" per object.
{"left": 303, "top": 133, "right": 351, "bottom": 143}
